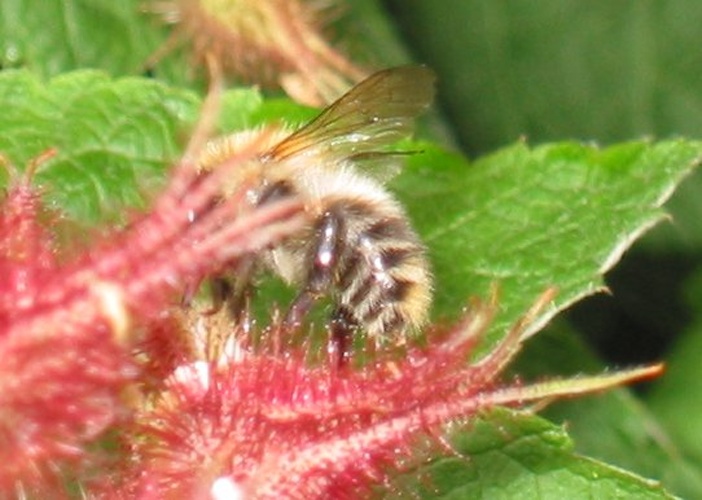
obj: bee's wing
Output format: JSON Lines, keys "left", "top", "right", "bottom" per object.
{"left": 267, "top": 66, "right": 436, "bottom": 173}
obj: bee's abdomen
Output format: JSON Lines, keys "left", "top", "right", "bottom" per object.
{"left": 332, "top": 201, "right": 432, "bottom": 341}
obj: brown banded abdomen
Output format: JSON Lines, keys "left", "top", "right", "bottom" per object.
{"left": 329, "top": 199, "right": 432, "bottom": 341}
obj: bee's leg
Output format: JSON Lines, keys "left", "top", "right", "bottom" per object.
{"left": 223, "top": 257, "right": 258, "bottom": 320}
{"left": 329, "top": 306, "right": 358, "bottom": 366}
{"left": 285, "top": 210, "right": 342, "bottom": 329}
{"left": 196, "top": 255, "right": 246, "bottom": 319}
{"left": 209, "top": 277, "right": 232, "bottom": 312}
{"left": 284, "top": 210, "right": 356, "bottom": 365}
{"left": 201, "top": 254, "right": 259, "bottom": 321}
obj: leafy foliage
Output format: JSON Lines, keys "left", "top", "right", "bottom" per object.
{"left": 397, "top": 408, "right": 674, "bottom": 500}
{"left": 398, "top": 141, "right": 701, "bottom": 342}
{"left": 0, "top": 70, "right": 196, "bottom": 222}
{"left": 0, "top": 0, "right": 701, "bottom": 498}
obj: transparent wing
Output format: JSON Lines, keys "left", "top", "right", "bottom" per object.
{"left": 267, "top": 66, "right": 436, "bottom": 170}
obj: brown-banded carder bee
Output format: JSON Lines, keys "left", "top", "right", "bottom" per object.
{"left": 198, "top": 66, "right": 435, "bottom": 356}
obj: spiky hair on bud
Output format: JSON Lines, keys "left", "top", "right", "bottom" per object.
{"left": 0, "top": 128, "right": 305, "bottom": 495}
{"left": 103, "top": 288, "right": 661, "bottom": 499}
{"left": 147, "top": 0, "right": 368, "bottom": 105}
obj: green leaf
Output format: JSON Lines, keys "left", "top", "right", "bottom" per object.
{"left": 511, "top": 322, "right": 699, "bottom": 499}
{"left": 383, "top": 0, "right": 702, "bottom": 250}
{"left": 395, "top": 141, "right": 702, "bottom": 345}
{"left": 393, "top": 408, "right": 673, "bottom": 499}
{"left": 0, "top": 69, "right": 282, "bottom": 224}
{"left": 0, "top": 0, "right": 169, "bottom": 79}
{"left": 640, "top": 169, "right": 702, "bottom": 251}
{"left": 0, "top": 69, "right": 200, "bottom": 223}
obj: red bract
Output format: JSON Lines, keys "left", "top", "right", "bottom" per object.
{"left": 109, "top": 291, "right": 661, "bottom": 500}
{"left": 0, "top": 142, "right": 304, "bottom": 495}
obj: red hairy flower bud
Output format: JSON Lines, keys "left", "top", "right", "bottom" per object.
{"left": 105, "top": 290, "right": 660, "bottom": 499}
{"left": 0, "top": 142, "right": 304, "bottom": 495}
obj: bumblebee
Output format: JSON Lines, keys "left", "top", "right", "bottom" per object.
{"left": 199, "top": 66, "right": 435, "bottom": 353}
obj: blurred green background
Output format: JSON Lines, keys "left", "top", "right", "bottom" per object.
{"left": 379, "top": 2, "right": 702, "bottom": 495}
{"left": 382, "top": 0, "right": 702, "bottom": 366}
